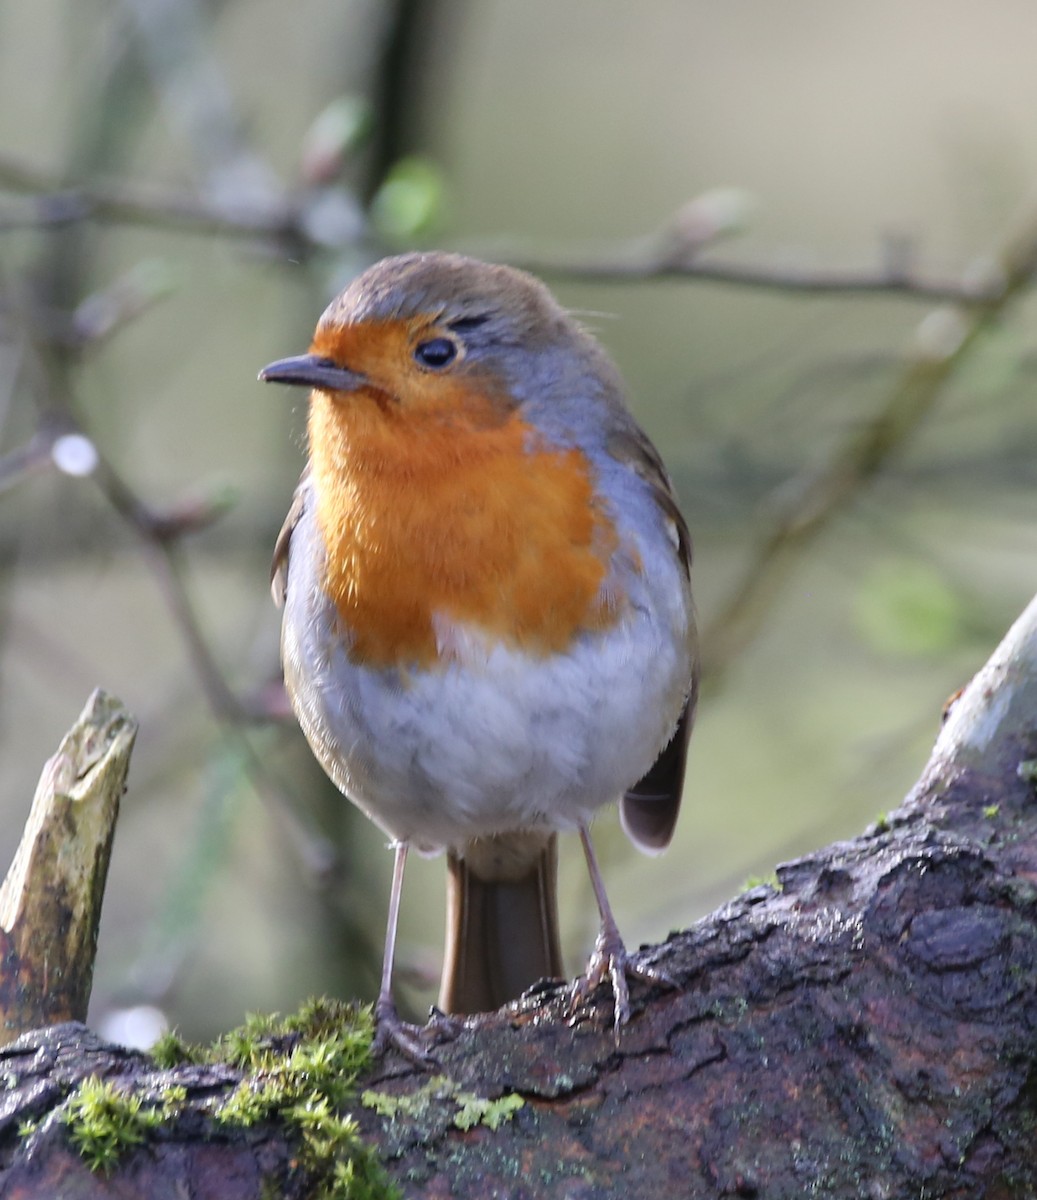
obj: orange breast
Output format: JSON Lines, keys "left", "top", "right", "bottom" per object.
{"left": 307, "top": 384, "right": 623, "bottom": 669}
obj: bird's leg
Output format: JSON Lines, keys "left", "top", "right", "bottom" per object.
{"left": 572, "top": 824, "right": 674, "bottom": 1035}
{"left": 371, "top": 841, "right": 434, "bottom": 1064}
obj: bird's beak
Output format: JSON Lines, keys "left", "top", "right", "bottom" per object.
{"left": 258, "top": 354, "right": 366, "bottom": 393}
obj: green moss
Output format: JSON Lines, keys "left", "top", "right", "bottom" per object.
{"left": 740, "top": 872, "right": 780, "bottom": 893}
{"left": 453, "top": 1092, "right": 524, "bottom": 1132}
{"left": 159, "top": 1083, "right": 188, "bottom": 1117}
{"left": 1016, "top": 759, "right": 1037, "bottom": 783}
{"left": 362, "top": 1074, "right": 524, "bottom": 1136}
{"left": 150, "top": 1030, "right": 205, "bottom": 1068}
{"left": 61, "top": 1076, "right": 163, "bottom": 1173}
{"left": 360, "top": 1079, "right": 443, "bottom": 1123}
{"left": 204, "top": 999, "right": 397, "bottom": 1199}
{"left": 59, "top": 998, "right": 398, "bottom": 1198}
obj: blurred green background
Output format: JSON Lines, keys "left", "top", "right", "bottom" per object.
{"left": 0, "top": 0, "right": 1035, "bottom": 1042}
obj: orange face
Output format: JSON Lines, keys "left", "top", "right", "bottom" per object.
{"left": 310, "top": 317, "right": 514, "bottom": 428}
{"left": 305, "top": 316, "right": 625, "bottom": 670}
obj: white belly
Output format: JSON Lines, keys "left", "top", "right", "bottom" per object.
{"left": 281, "top": 497, "right": 693, "bottom": 852}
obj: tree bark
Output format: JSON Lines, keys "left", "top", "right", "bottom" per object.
{"left": 0, "top": 690, "right": 135, "bottom": 1045}
{"left": 3, "top": 598, "right": 1037, "bottom": 1197}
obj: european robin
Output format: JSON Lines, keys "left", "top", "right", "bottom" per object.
{"left": 260, "top": 252, "right": 697, "bottom": 1052}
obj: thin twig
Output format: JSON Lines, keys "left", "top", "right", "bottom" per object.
{"left": 506, "top": 249, "right": 1003, "bottom": 305}
{"left": 0, "top": 153, "right": 303, "bottom": 244}
{"left": 89, "top": 454, "right": 339, "bottom": 879}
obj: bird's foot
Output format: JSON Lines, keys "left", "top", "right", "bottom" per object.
{"left": 571, "top": 922, "right": 675, "bottom": 1036}
{"left": 371, "top": 995, "right": 437, "bottom": 1066}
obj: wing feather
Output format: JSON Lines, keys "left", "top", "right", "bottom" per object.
{"left": 271, "top": 471, "right": 309, "bottom": 608}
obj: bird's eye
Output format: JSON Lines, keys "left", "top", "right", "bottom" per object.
{"left": 414, "top": 337, "right": 458, "bottom": 369}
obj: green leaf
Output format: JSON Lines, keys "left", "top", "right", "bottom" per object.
{"left": 370, "top": 157, "right": 446, "bottom": 241}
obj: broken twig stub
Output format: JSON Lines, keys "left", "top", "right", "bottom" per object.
{"left": 0, "top": 689, "right": 136, "bottom": 1044}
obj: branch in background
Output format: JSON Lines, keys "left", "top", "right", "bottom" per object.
{"left": 464, "top": 192, "right": 1005, "bottom": 304}
{"left": 0, "top": 152, "right": 372, "bottom": 255}
{"left": 0, "top": 154, "right": 306, "bottom": 244}
{"left": 0, "top": 152, "right": 1013, "bottom": 304}
{"left": 501, "top": 238, "right": 1004, "bottom": 305}
{"left": 700, "top": 200, "right": 1037, "bottom": 684}
{"left": 91, "top": 451, "right": 339, "bottom": 882}
{"left": 0, "top": 284, "right": 339, "bottom": 885}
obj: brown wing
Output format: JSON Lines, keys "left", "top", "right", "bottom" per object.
{"left": 271, "top": 471, "right": 308, "bottom": 609}
{"left": 621, "top": 684, "right": 697, "bottom": 852}
{"left": 609, "top": 423, "right": 697, "bottom": 853}
{"left": 607, "top": 424, "right": 693, "bottom": 577}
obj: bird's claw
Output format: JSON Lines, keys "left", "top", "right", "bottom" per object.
{"left": 372, "top": 996, "right": 436, "bottom": 1066}
{"left": 571, "top": 925, "right": 675, "bottom": 1036}
{"left": 425, "top": 1005, "right": 467, "bottom": 1039}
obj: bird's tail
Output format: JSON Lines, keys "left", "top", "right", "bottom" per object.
{"left": 440, "top": 831, "right": 564, "bottom": 1015}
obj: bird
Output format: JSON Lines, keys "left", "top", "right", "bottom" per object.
{"left": 259, "top": 251, "right": 697, "bottom": 1053}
